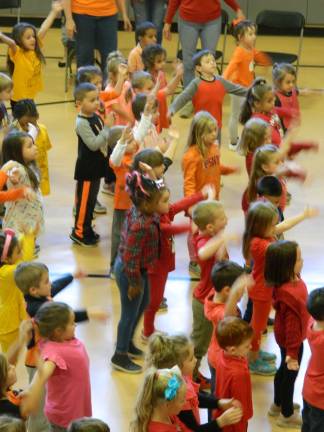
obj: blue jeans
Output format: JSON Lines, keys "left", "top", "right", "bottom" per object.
{"left": 178, "top": 17, "right": 222, "bottom": 87}
{"left": 302, "top": 399, "right": 324, "bottom": 432}
{"left": 114, "top": 256, "right": 150, "bottom": 353}
{"left": 73, "top": 13, "right": 118, "bottom": 78}
{"left": 131, "top": 0, "right": 167, "bottom": 44}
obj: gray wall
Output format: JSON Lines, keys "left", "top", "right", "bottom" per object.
{"left": 1, "top": 0, "right": 324, "bottom": 25}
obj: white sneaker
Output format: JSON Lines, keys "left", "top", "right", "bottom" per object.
{"left": 276, "top": 412, "right": 302, "bottom": 428}
{"left": 268, "top": 403, "right": 300, "bottom": 417}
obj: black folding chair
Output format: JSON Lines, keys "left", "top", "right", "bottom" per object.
{"left": 0, "top": 0, "right": 21, "bottom": 24}
{"left": 256, "top": 10, "right": 305, "bottom": 74}
{"left": 177, "top": 9, "right": 229, "bottom": 74}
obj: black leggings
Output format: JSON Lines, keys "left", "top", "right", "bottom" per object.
{"left": 274, "top": 344, "right": 303, "bottom": 417}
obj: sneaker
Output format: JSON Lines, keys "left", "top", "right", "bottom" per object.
{"left": 268, "top": 403, "right": 301, "bottom": 417}
{"left": 109, "top": 269, "right": 115, "bottom": 280}
{"left": 158, "top": 297, "right": 168, "bottom": 311}
{"left": 229, "top": 142, "right": 238, "bottom": 151}
{"left": 128, "top": 342, "right": 144, "bottom": 359}
{"left": 259, "top": 350, "right": 277, "bottom": 362}
{"left": 70, "top": 232, "right": 97, "bottom": 248}
{"left": 194, "top": 372, "right": 211, "bottom": 390}
{"left": 276, "top": 412, "right": 302, "bottom": 428}
{"left": 249, "top": 358, "right": 277, "bottom": 376}
{"left": 189, "top": 261, "right": 201, "bottom": 278}
{"left": 102, "top": 182, "right": 115, "bottom": 196}
{"left": 94, "top": 200, "right": 107, "bottom": 214}
{"left": 179, "top": 101, "right": 193, "bottom": 119}
{"left": 111, "top": 352, "right": 142, "bottom": 374}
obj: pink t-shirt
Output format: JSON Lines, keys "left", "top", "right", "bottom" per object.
{"left": 40, "top": 338, "right": 92, "bottom": 428}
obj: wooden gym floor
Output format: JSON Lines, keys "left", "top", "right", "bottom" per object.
{"left": 1, "top": 27, "right": 324, "bottom": 431}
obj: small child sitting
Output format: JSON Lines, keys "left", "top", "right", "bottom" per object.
{"left": 128, "top": 21, "right": 157, "bottom": 74}
{"left": 215, "top": 317, "right": 254, "bottom": 432}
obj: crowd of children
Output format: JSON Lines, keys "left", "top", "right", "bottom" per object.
{"left": 0, "top": 3, "right": 323, "bottom": 431}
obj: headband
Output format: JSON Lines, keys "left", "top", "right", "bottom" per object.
{"left": 1, "top": 228, "right": 15, "bottom": 263}
{"left": 156, "top": 365, "right": 182, "bottom": 401}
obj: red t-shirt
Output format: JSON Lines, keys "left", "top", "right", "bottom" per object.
{"left": 148, "top": 417, "right": 183, "bottom": 431}
{"left": 252, "top": 112, "right": 283, "bottom": 147}
{"left": 303, "top": 319, "right": 324, "bottom": 410}
{"left": 192, "top": 78, "right": 226, "bottom": 128}
{"left": 204, "top": 293, "right": 225, "bottom": 369}
{"left": 215, "top": 351, "right": 253, "bottom": 432}
{"left": 249, "top": 237, "right": 273, "bottom": 302}
{"left": 275, "top": 88, "right": 300, "bottom": 131}
{"left": 193, "top": 234, "right": 218, "bottom": 303}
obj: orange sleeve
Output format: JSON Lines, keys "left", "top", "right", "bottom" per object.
{"left": 223, "top": 48, "right": 242, "bottom": 81}
{"left": 182, "top": 152, "right": 198, "bottom": 196}
{"left": 0, "top": 171, "right": 25, "bottom": 203}
{"left": 220, "top": 164, "right": 237, "bottom": 175}
{"left": 254, "top": 50, "right": 272, "bottom": 66}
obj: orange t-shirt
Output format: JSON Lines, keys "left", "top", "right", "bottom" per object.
{"left": 223, "top": 46, "right": 271, "bottom": 87}
{"left": 182, "top": 144, "right": 236, "bottom": 199}
{"left": 110, "top": 153, "right": 133, "bottom": 210}
{"left": 105, "top": 81, "right": 134, "bottom": 126}
{"left": 128, "top": 44, "right": 144, "bottom": 74}
{"left": 71, "top": 0, "right": 117, "bottom": 16}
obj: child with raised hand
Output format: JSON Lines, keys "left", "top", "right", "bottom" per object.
{"left": 242, "top": 201, "right": 318, "bottom": 375}
{"left": 14, "top": 262, "right": 107, "bottom": 432}
{"left": 0, "top": 228, "right": 35, "bottom": 352}
{"left": 104, "top": 51, "right": 134, "bottom": 126}
{"left": 302, "top": 288, "right": 324, "bottom": 432}
{"left": 264, "top": 240, "right": 308, "bottom": 428}
{"left": 146, "top": 333, "right": 243, "bottom": 431}
{"left": 182, "top": 111, "right": 238, "bottom": 275}
{"left": 204, "top": 262, "right": 253, "bottom": 393}
{"left": 1, "top": 131, "right": 44, "bottom": 236}
{"left": 70, "top": 83, "right": 116, "bottom": 247}
{"left": 110, "top": 171, "right": 171, "bottom": 374}
{"left": 21, "top": 302, "right": 93, "bottom": 431}
{"left": 68, "top": 418, "right": 110, "bottom": 432}
{"left": 12, "top": 99, "right": 52, "bottom": 196}
{"left": 169, "top": 49, "right": 247, "bottom": 141}
{"left": 0, "top": 1, "right": 63, "bottom": 107}
{"left": 128, "top": 21, "right": 157, "bottom": 74}
{"left": 215, "top": 317, "right": 254, "bottom": 432}
{"left": 190, "top": 200, "right": 236, "bottom": 383}
{"left": 130, "top": 366, "right": 186, "bottom": 431}
{"left": 223, "top": 19, "right": 271, "bottom": 149}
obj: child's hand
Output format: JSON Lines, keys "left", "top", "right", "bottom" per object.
{"left": 8, "top": 167, "right": 22, "bottom": 185}
{"left": 217, "top": 406, "right": 243, "bottom": 428}
{"left": 174, "top": 61, "right": 184, "bottom": 78}
{"left": 128, "top": 285, "right": 142, "bottom": 300}
{"left": 86, "top": 306, "right": 109, "bottom": 321}
{"left": 104, "top": 112, "right": 116, "bottom": 128}
{"left": 201, "top": 184, "right": 216, "bottom": 200}
{"left": 120, "top": 125, "right": 132, "bottom": 143}
{"left": 303, "top": 206, "right": 319, "bottom": 219}
{"left": 19, "top": 320, "right": 33, "bottom": 345}
{"left": 144, "top": 92, "right": 157, "bottom": 116}
{"left": 73, "top": 269, "right": 87, "bottom": 279}
{"left": 23, "top": 187, "right": 36, "bottom": 201}
{"left": 231, "top": 274, "right": 254, "bottom": 300}
{"left": 218, "top": 398, "right": 242, "bottom": 411}
{"left": 1, "top": 160, "right": 19, "bottom": 174}
{"left": 163, "top": 23, "right": 172, "bottom": 40}
{"left": 286, "top": 356, "right": 299, "bottom": 371}
{"left": 138, "top": 162, "right": 157, "bottom": 180}
{"left": 118, "top": 63, "right": 128, "bottom": 80}
{"left": 156, "top": 137, "right": 169, "bottom": 154}
{"left": 51, "top": 0, "right": 63, "bottom": 14}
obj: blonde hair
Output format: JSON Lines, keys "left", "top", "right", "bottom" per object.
{"left": 146, "top": 333, "right": 191, "bottom": 370}
{"left": 0, "top": 72, "right": 13, "bottom": 93}
{"left": 237, "top": 118, "right": 269, "bottom": 156}
{"left": 107, "top": 50, "right": 127, "bottom": 75}
{"left": 130, "top": 367, "right": 184, "bottom": 432}
{"left": 247, "top": 144, "right": 279, "bottom": 203}
{"left": 0, "top": 354, "right": 9, "bottom": 397}
{"left": 186, "top": 111, "right": 218, "bottom": 158}
{"left": 192, "top": 200, "right": 224, "bottom": 230}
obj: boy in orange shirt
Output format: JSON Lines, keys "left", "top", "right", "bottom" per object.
{"left": 223, "top": 20, "right": 271, "bottom": 149}
{"left": 215, "top": 317, "right": 254, "bottom": 432}
{"left": 128, "top": 21, "right": 157, "bottom": 74}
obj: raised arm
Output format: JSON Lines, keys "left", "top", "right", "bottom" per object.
{"left": 38, "top": 1, "right": 63, "bottom": 40}
{"left": 0, "top": 32, "right": 16, "bottom": 51}
{"left": 275, "top": 206, "right": 318, "bottom": 235}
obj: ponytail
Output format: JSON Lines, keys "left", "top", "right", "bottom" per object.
{"left": 240, "top": 78, "right": 272, "bottom": 125}
{"left": 126, "top": 170, "right": 166, "bottom": 208}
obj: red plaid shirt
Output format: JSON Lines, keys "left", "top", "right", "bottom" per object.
{"left": 119, "top": 206, "right": 160, "bottom": 287}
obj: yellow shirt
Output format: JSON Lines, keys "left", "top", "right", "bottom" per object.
{"left": 0, "top": 233, "right": 34, "bottom": 335}
{"left": 9, "top": 45, "right": 43, "bottom": 101}
{"left": 35, "top": 123, "right": 52, "bottom": 196}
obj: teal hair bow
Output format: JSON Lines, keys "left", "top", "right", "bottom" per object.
{"left": 164, "top": 375, "right": 180, "bottom": 401}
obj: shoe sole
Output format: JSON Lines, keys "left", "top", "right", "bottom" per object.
{"left": 69, "top": 234, "right": 97, "bottom": 248}
{"left": 276, "top": 421, "right": 302, "bottom": 429}
{"left": 110, "top": 361, "right": 142, "bottom": 374}
{"left": 128, "top": 352, "right": 144, "bottom": 360}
